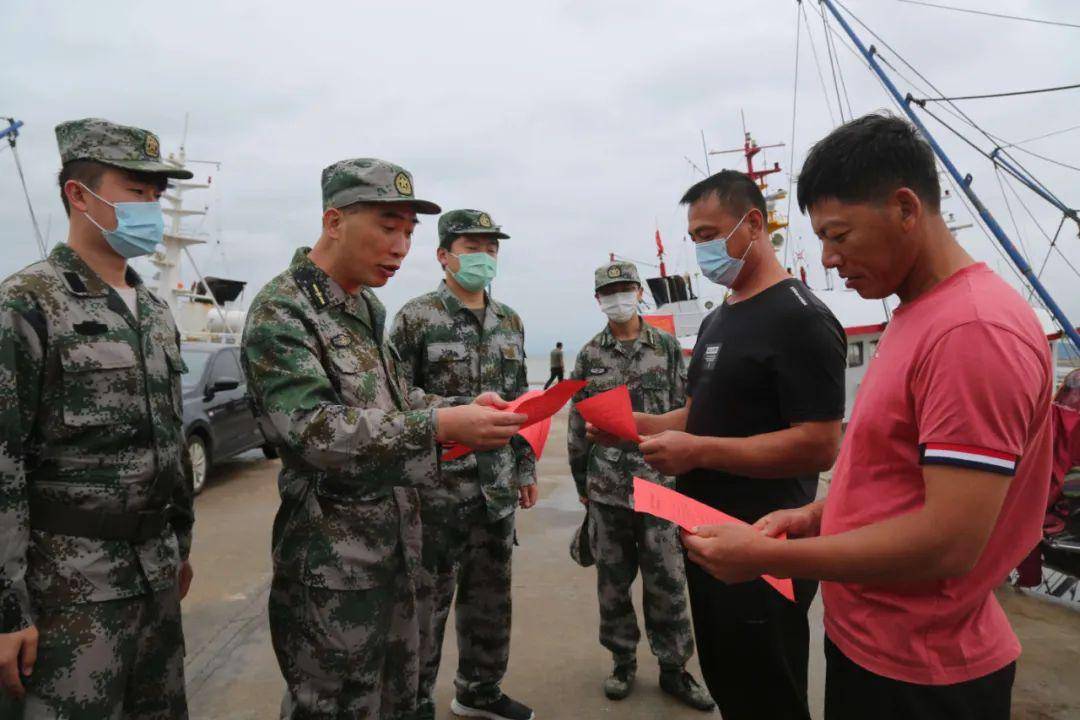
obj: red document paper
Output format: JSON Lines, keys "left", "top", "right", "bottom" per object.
{"left": 632, "top": 477, "right": 796, "bottom": 601}
{"left": 441, "top": 380, "right": 586, "bottom": 462}
{"left": 575, "top": 385, "right": 641, "bottom": 443}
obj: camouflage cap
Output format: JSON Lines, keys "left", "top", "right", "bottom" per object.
{"left": 594, "top": 260, "right": 641, "bottom": 292}
{"left": 321, "top": 158, "right": 440, "bottom": 214}
{"left": 437, "top": 208, "right": 510, "bottom": 244}
{"left": 55, "top": 118, "right": 193, "bottom": 179}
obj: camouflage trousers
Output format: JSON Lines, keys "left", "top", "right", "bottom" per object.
{"left": 0, "top": 586, "right": 187, "bottom": 720}
{"left": 591, "top": 501, "right": 694, "bottom": 670}
{"left": 416, "top": 505, "right": 515, "bottom": 718}
{"left": 269, "top": 565, "right": 420, "bottom": 720}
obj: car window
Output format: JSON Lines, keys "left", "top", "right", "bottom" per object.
{"left": 210, "top": 348, "right": 244, "bottom": 385}
{"left": 230, "top": 348, "right": 246, "bottom": 381}
{"left": 180, "top": 349, "right": 213, "bottom": 389}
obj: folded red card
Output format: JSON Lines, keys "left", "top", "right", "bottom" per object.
{"left": 440, "top": 380, "right": 586, "bottom": 462}
{"left": 575, "top": 385, "right": 641, "bottom": 443}
{"left": 632, "top": 477, "right": 795, "bottom": 601}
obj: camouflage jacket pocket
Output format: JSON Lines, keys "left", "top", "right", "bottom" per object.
{"left": 328, "top": 349, "right": 377, "bottom": 406}
{"left": 424, "top": 341, "right": 471, "bottom": 395}
{"left": 499, "top": 344, "right": 524, "bottom": 395}
{"left": 636, "top": 373, "right": 671, "bottom": 415}
{"left": 59, "top": 340, "right": 140, "bottom": 427}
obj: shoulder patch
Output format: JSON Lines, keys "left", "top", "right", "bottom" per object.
{"left": 330, "top": 333, "right": 352, "bottom": 349}
{"left": 63, "top": 272, "right": 88, "bottom": 294}
{"left": 74, "top": 320, "right": 108, "bottom": 336}
{"left": 589, "top": 367, "right": 609, "bottom": 376}
{"left": 292, "top": 265, "right": 330, "bottom": 310}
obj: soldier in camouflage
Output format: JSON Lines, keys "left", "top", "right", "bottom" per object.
{"left": 241, "top": 160, "right": 525, "bottom": 719}
{"left": 567, "top": 261, "right": 714, "bottom": 712}
{"left": 391, "top": 208, "right": 536, "bottom": 720}
{"left": 0, "top": 119, "right": 195, "bottom": 718}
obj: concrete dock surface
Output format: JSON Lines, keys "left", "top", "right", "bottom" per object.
{"left": 182, "top": 408, "right": 1080, "bottom": 719}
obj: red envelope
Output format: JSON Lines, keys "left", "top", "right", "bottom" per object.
{"left": 632, "top": 477, "right": 796, "bottom": 602}
{"left": 575, "top": 385, "right": 641, "bottom": 443}
{"left": 440, "top": 381, "right": 586, "bottom": 462}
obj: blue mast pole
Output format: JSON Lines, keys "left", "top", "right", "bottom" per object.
{"left": 0, "top": 119, "right": 24, "bottom": 142}
{"left": 819, "top": 0, "right": 1080, "bottom": 354}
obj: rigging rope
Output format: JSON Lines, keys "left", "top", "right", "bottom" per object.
{"left": 896, "top": 0, "right": 1080, "bottom": 30}
{"left": 993, "top": 165, "right": 1033, "bottom": 268}
{"left": 1005, "top": 122, "right": 1080, "bottom": 148}
{"left": 1034, "top": 216, "right": 1067, "bottom": 284}
{"left": 819, "top": 6, "right": 848, "bottom": 122}
{"left": 7, "top": 138, "right": 47, "bottom": 259}
{"left": 941, "top": 167, "right": 1035, "bottom": 292}
{"left": 802, "top": 3, "right": 837, "bottom": 126}
{"left": 784, "top": 0, "right": 804, "bottom": 269}
{"left": 915, "top": 82, "right": 1080, "bottom": 103}
{"left": 823, "top": 11, "right": 856, "bottom": 120}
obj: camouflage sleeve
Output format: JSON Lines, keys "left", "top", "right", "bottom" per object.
{"left": 0, "top": 296, "right": 44, "bottom": 632}
{"left": 243, "top": 296, "right": 439, "bottom": 490}
{"left": 511, "top": 319, "right": 536, "bottom": 486}
{"left": 671, "top": 337, "right": 688, "bottom": 410}
{"left": 169, "top": 330, "right": 195, "bottom": 561}
{"left": 389, "top": 306, "right": 422, "bottom": 388}
{"left": 567, "top": 348, "right": 590, "bottom": 498}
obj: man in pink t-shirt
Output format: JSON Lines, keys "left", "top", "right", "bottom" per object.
{"left": 681, "top": 114, "right": 1053, "bottom": 720}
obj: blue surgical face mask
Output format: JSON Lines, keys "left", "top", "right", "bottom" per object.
{"left": 695, "top": 210, "right": 751, "bottom": 287}
{"left": 450, "top": 252, "right": 497, "bottom": 292}
{"left": 79, "top": 182, "right": 164, "bottom": 259}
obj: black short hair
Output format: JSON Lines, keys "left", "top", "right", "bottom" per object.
{"left": 57, "top": 161, "right": 169, "bottom": 216}
{"left": 679, "top": 169, "right": 767, "bottom": 219}
{"left": 556, "top": 342, "right": 563, "bottom": 348}
{"left": 796, "top": 113, "right": 941, "bottom": 214}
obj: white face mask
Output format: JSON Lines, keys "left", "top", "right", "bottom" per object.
{"left": 598, "top": 290, "right": 639, "bottom": 323}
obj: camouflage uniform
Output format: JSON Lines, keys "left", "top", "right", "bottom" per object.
{"left": 241, "top": 159, "right": 446, "bottom": 720}
{"left": 390, "top": 209, "right": 534, "bottom": 716}
{"left": 0, "top": 118, "right": 194, "bottom": 719}
{"left": 567, "top": 261, "right": 695, "bottom": 674}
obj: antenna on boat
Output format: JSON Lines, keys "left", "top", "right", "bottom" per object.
{"left": 700, "top": 130, "right": 711, "bottom": 175}
{"left": 2, "top": 118, "right": 47, "bottom": 259}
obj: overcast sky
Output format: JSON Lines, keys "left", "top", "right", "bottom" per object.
{"left": 3, "top": 0, "right": 1079, "bottom": 358}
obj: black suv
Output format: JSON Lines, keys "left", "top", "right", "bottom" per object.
{"left": 181, "top": 342, "right": 275, "bottom": 493}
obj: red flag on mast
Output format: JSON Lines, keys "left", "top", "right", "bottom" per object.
{"left": 655, "top": 229, "right": 667, "bottom": 277}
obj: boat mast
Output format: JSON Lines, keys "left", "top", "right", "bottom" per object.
{"left": 820, "top": 0, "right": 1080, "bottom": 353}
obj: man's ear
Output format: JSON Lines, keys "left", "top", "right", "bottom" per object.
{"left": 749, "top": 207, "right": 766, "bottom": 238}
{"left": 323, "top": 207, "right": 346, "bottom": 238}
{"left": 436, "top": 246, "right": 450, "bottom": 270}
{"left": 64, "top": 180, "right": 91, "bottom": 214}
{"left": 894, "top": 187, "right": 923, "bottom": 231}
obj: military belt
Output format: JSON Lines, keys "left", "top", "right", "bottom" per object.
{"left": 29, "top": 500, "right": 168, "bottom": 543}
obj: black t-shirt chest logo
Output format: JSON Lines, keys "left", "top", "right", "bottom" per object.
{"left": 703, "top": 343, "right": 722, "bottom": 370}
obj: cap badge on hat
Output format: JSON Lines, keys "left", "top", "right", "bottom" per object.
{"left": 145, "top": 134, "right": 160, "bottom": 159}
{"left": 394, "top": 172, "right": 413, "bottom": 196}
{"left": 607, "top": 266, "right": 622, "bottom": 278}
{"left": 478, "top": 213, "right": 493, "bottom": 228}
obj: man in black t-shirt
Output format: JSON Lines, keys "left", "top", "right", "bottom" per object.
{"left": 633, "top": 171, "right": 846, "bottom": 720}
